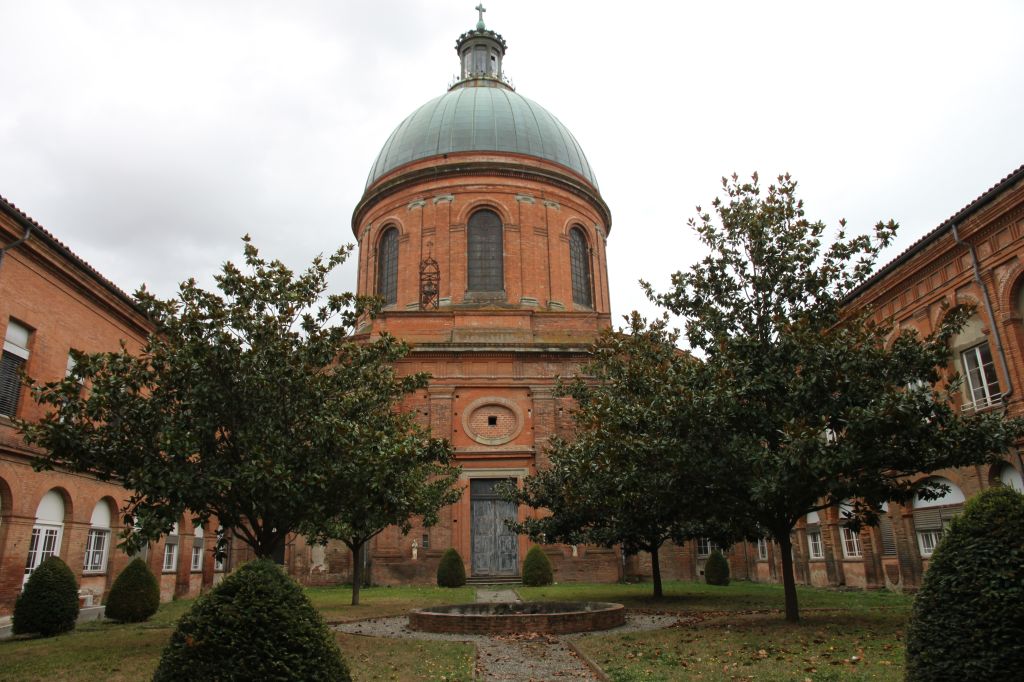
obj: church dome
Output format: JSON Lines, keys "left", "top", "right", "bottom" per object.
{"left": 366, "top": 86, "right": 597, "bottom": 190}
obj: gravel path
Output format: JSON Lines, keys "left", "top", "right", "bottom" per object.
{"left": 334, "top": 600, "right": 679, "bottom": 681}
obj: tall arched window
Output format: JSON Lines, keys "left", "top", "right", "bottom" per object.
{"left": 25, "top": 489, "right": 64, "bottom": 584}
{"left": 467, "top": 209, "right": 503, "bottom": 293}
{"left": 912, "top": 476, "right": 965, "bottom": 557}
{"left": 569, "top": 226, "right": 593, "bottom": 307}
{"left": 376, "top": 227, "right": 399, "bottom": 305}
{"left": 84, "top": 499, "right": 112, "bottom": 573}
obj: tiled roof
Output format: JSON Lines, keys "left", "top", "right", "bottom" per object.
{"left": 0, "top": 194, "right": 143, "bottom": 314}
{"left": 846, "top": 163, "right": 1024, "bottom": 303}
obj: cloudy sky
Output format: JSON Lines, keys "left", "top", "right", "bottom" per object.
{"left": 2, "top": 1, "right": 1022, "bottom": 344}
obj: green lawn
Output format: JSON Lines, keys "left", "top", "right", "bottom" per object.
{"left": 518, "top": 579, "right": 912, "bottom": 613}
{"left": 308, "top": 584, "right": 475, "bottom": 622}
{"left": 0, "top": 581, "right": 909, "bottom": 681}
{"left": 521, "top": 581, "right": 911, "bottom": 681}
{"left": 0, "top": 585, "right": 475, "bottom": 682}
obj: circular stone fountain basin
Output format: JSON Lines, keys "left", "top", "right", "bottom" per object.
{"left": 409, "top": 601, "right": 626, "bottom": 635}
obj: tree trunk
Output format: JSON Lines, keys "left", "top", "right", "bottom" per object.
{"left": 351, "top": 541, "right": 364, "bottom": 606}
{"left": 650, "top": 544, "right": 663, "bottom": 599}
{"left": 777, "top": 530, "right": 800, "bottom": 622}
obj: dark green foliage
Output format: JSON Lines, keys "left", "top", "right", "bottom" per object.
{"left": 22, "top": 238, "right": 456, "bottom": 569}
{"left": 704, "top": 550, "right": 730, "bottom": 586}
{"left": 153, "top": 560, "right": 350, "bottom": 682}
{"left": 644, "top": 173, "right": 1024, "bottom": 621}
{"left": 905, "top": 486, "right": 1024, "bottom": 681}
{"left": 104, "top": 557, "right": 160, "bottom": 623}
{"left": 12, "top": 556, "right": 79, "bottom": 637}
{"left": 436, "top": 548, "right": 466, "bottom": 587}
{"left": 522, "top": 546, "right": 554, "bottom": 586}
{"left": 509, "top": 314, "right": 755, "bottom": 599}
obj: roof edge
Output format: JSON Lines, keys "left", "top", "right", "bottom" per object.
{"left": 845, "top": 164, "right": 1024, "bottom": 304}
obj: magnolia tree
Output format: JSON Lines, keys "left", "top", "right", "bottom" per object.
{"left": 509, "top": 313, "right": 756, "bottom": 598}
{"left": 646, "top": 174, "right": 1024, "bottom": 621}
{"left": 23, "top": 237, "right": 458, "bottom": 569}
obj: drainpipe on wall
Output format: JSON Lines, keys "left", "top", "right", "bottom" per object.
{"left": 0, "top": 224, "right": 32, "bottom": 272}
{"left": 950, "top": 222, "right": 1024, "bottom": 481}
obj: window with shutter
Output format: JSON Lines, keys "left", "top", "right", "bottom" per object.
{"left": 1, "top": 320, "right": 31, "bottom": 417}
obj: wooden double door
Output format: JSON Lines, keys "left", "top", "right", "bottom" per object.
{"left": 470, "top": 479, "right": 519, "bottom": 576}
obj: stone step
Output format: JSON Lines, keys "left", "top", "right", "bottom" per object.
{"left": 466, "top": 576, "right": 522, "bottom": 586}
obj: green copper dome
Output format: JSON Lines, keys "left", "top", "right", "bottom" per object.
{"left": 366, "top": 85, "right": 598, "bottom": 190}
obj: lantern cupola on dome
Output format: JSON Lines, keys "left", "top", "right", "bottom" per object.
{"left": 452, "top": 4, "right": 510, "bottom": 89}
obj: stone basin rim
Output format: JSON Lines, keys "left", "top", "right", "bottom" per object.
{"left": 413, "top": 601, "right": 624, "bottom": 616}
{"left": 408, "top": 601, "right": 626, "bottom": 634}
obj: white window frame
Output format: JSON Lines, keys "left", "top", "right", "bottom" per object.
{"left": 917, "top": 528, "right": 942, "bottom": 557}
{"left": 191, "top": 544, "right": 203, "bottom": 572}
{"left": 757, "top": 538, "right": 769, "bottom": 560}
{"left": 841, "top": 526, "right": 863, "bottom": 558}
{"left": 961, "top": 343, "right": 1001, "bottom": 410}
{"left": 808, "top": 531, "right": 823, "bottom": 559}
{"left": 25, "top": 524, "right": 62, "bottom": 582}
{"left": 163, "top": 543, "right": 178, "bottom": 572}
{"left": 163, "top": 523, "right": 180, "bottom": 573}
{"left": 697, "top": 537, "right": 713, "bottom": 558}
{"left": 83, "top": 528, "right": 110, "bottom": 573}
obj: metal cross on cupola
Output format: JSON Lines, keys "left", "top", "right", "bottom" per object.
{"left": 475, "top": 3, "right": 486, "bottom": 30}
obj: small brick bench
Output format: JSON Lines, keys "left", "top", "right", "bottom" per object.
{"left": 409, "top": 601, "right": 625, "bottom": 635}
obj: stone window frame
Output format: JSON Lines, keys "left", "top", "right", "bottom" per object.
{"left": 466, "top": 209, "right": 505, "bottom": 296}
{"left": 376, "top": 225, "right": 400, "bottom": 306}
{"left": 568, "top": 225, "right": 593, "bottom": 308}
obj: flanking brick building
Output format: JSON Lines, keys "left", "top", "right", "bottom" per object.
{"left": 714, "top": 165, "right": 1024, "bottom": 591}
{"left": 0, "top": 197, "right": 227, "bottom": 616}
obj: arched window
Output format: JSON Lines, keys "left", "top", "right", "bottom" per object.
{"left": 569, "top": 227, "right": 593, "bottom": 307}
{"left": 467, "top": 210, "right": 503, "bottom": 293}
{"left": 376, "top": 227, "right": 399, "bottom": 306}
{"left": 996, "top": 463, "right": 1023, "bottom": 492}
{"left": 84, "top": 500, "right": 112, "bottom": 573}
{"left": 912, "top": 477, "right": 965, "bottom": 557}
{"left": 25, "top": 489, "right": 64, "bottom": 583}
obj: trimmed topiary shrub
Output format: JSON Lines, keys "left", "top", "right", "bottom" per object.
{"left": 704, "top": 549, "right": 730, "bottom": 586}
{"left": 436, "top": 548, "right": 466, "bottom": 587}
{"left": 153, "top": 559, "right": 350, "bottom": 682}
{"left": 104, "top": 557, "right": 160, "bottom": 623}
{"left": 522, "top": 545, "right": 554, "bottom": 586}
{"left": 906, "top": 486, "right": 1024, "bottom": 680}
{"left": 12, "top": 556, "right": 80, "bottom": 637}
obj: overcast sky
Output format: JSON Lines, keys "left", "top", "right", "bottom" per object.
{"left": 2, "top": 1, "right": 1022, "bottom": 346}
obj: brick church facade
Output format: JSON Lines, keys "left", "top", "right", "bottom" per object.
{"left": 1, "top": 13, "right": 1023, "bottom": 615}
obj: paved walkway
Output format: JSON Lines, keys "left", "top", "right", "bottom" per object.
{"left": 333, "top": 588, "right": 679, "bottom": 681}
{"left": 0, "top": 605, "right": 106, "bottom": 640}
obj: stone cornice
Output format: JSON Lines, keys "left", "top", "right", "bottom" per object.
{"left": 353, "top": 159, "right": 612, "bottom": 236}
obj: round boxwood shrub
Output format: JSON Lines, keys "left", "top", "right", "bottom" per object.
{"left": 522, "top": 545, "right": 554, "bottom": 587}
{"left": 153, "top": 559, "right": 350, "bottom": 682}
{"left": 905, "top": 486, "right": 1024, "bottom": 680}
{"left": 704, "top": 549, "right": 730, "bottom": 586}
{"left": 104, "top": 557, "right": 160, "bottom": 623}
{"left": 436, "top": 548, "right": 466, "bottom": 587}
{"left": 12, "top": 556, "right": 80, "bottom": 637}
